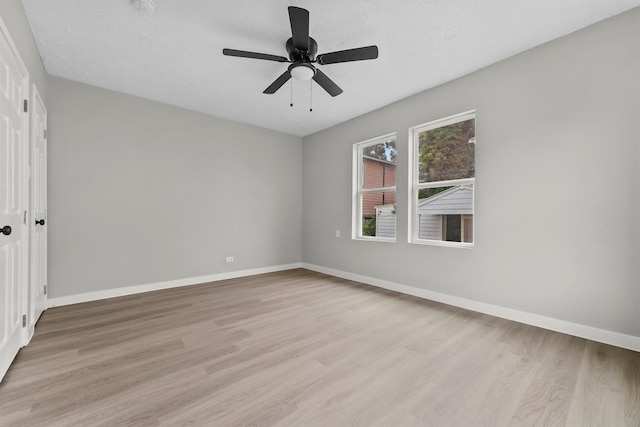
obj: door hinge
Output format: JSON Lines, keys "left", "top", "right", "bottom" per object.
{"left": 44, "top": 129, "right": 47, "bottom": 139}
{"left": 23, "top": 210, "right": 27, "bottom": 225}
{"left": 44, "top": 285, "right": 47, "bottom": 295}
{"left": 22, "top": 314, "right": 26, "bottom": 327}
{"left": 23, "top": 99, "right": 28, "bottom": 113}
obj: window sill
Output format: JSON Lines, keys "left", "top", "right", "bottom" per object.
{"left": 353, "top": 236, "right": 396, "bottom": 243}
{"left": 410, "top": 239, "right": 474, "bottom": 249}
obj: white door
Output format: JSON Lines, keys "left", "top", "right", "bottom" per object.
{"left": 0, "top": 19, "right": 29, "bottom": 382}
{"left": 27, "top": 85, "right": 46, "bottom": 340}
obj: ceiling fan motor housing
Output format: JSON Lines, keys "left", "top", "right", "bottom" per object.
{"left": 286, "top": 37, "right": 317, "bottom": 62}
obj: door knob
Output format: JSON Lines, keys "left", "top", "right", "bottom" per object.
{"left": 1, "top": 225, "right": 11, "bottom": 235}
{"left": 35, "top": 219, "right": 45, "bottom": 226}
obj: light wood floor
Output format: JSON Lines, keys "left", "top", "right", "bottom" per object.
{"left": 1, "top": 269, "right": 638, "bottom": 426}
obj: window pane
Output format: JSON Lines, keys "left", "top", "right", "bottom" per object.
{"left": 416, "top": 184, "right": 473, "bottom": 243}
{"left": 361, "top": 191, "right": 396, "bottom": 238}
{"left": 362, "top": 140, "right": 396, "bottom": 189}
{"left": 418, "top": 118, "right": 475, "bottom": 183}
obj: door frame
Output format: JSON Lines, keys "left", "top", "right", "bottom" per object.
{"left": 27, "top": 83, "right": 47, "bottom": 342}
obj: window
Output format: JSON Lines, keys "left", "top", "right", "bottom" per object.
{"left": 409, "top": 111, "right": 475, "bottom": 247}
{"left": 353, "top": 133, "right": 397, "bottom": 241}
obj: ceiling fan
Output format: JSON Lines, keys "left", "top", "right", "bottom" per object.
{"left": 222, "top": 6, "right": 379, "bottom": 97}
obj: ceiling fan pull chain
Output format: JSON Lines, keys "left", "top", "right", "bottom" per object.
{"left": 290, "top": 80, "right": 293, "bottom": 107}
{"left": 309, "top": 80, "right": 313, "bottom": 112}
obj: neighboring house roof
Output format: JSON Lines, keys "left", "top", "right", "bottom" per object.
{"left": 362, "top": 155, "right": 396, "bottom": 166}
{"left": 417, "top": 184, "right": 473, "bottom": 215}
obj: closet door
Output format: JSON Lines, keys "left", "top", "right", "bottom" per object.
{"left": 27, "top": 85, "right": 46, "bottom": 340}
{"left": 0, "top": 18, "right": 29, "bottom": 382}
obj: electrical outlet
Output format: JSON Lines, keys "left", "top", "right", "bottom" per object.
{"left": 335, "top": 229, "right": 341, "bottom": 238}
{"left": 225, "top": 256, "right": 234, "bottom": 263}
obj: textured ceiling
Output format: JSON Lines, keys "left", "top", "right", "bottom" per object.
{"left": 21, "top": 0, "right": 640, "bottom": 136}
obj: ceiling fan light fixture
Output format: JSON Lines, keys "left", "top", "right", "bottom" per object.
{"left": 290, "top": 64, "right": 315, "bottom": 81}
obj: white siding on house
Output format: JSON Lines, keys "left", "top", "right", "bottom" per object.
{"left": 416, "top": 185, "right": 473, "bottom": 240}
{"left": 375, "top": 204, "right": 396, "bottom": 238}
{"left": 373, "top": 186, "right": 474, "bottom": 240}
{"left": 418, "top": 214, "right": 442, "bottom": 240}
{"left": 417, "top": 185, "right": 473, "bottom": 216}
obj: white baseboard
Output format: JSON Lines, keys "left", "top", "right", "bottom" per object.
{"left": 302, "top": 263, "right": 640, "bottom": 353}
{"left": 47, "top": 263, "right": 303, "bottom": 308}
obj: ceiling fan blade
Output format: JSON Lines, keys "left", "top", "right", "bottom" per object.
{"left": 316, "top": 45, "right": 379, "bottom": 65}
{"left": 313, "top": 69, "right": 343, "bottom": 97}
{"left": 288, "top": 6, "right": 309, "bottom": 51}
{"left": 263, "top": 70, "right": 292, "bottom": 94}
{"left": 223, "top": 48, "right": 289, "bottom": 63}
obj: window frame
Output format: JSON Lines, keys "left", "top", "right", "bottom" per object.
{"left": 352, "top": 132, "right": 397, "bottom": 242}
{"left": 408, "top": 111, "right": 476, "bottom": 248}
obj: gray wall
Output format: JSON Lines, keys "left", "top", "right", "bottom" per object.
{"left": 0, "top": 0, "right": 47, "bottom": 100}
{"left": 302, "top": 9, "right": 640, "bottom": 337}
{"left": 48, "top": 77, "right": 302, "bottom": 298}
